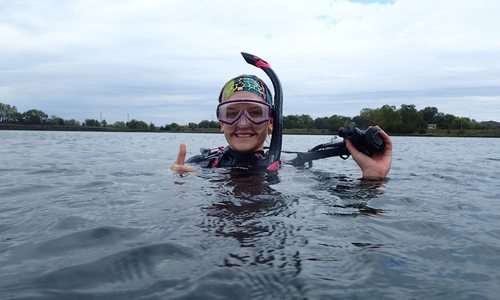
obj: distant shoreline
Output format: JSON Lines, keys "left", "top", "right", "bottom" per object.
{"left": 2, "top": 124, "right": 499, "bottom": 137}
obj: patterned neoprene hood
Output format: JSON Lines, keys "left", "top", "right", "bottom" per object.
{"left": 218, "top": 75, "right": 273, "bottom": 105}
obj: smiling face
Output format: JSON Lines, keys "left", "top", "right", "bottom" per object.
{"left": 220, "top": 91, "right": 273, "bottom": 153}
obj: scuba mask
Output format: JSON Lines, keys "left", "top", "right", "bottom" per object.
{"left": 217, "top": 99, "right": 272, "bottom": 125}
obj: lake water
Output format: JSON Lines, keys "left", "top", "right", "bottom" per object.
{"left": 0, "top": 130, "right": 499, "bottom": 299}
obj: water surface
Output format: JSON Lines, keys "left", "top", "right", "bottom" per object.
{"left": 0, "top": 131, "right": 499, "bottom": 299}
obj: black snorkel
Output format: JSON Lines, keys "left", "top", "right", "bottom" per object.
{"left": 241, "top": 52, "right": 283, "bottom": 172}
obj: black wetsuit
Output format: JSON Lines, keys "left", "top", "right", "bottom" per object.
{"left": 186, "top": 146, "right": 269, "bottom": 170}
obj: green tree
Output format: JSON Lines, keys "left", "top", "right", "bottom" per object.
{"left": 352, "top": 108, "right": 376, "bottom": 128}
{"left": 451, "top": 117, "right": 473, "bottom": 130}
{"left": 198, "top": 120, "right": 211, "bottom": 128}
{"left": 399, "top": 104, "right": 424, "bottom": 133}
{"left": 0, "top": 102, "right": 22, "bottom": 124}
{"left": 65, "top": 119, "right": 81, "bottom": 127}
{"left": 165, "top": 122, "right": 180, "bottom": 131}
{"left": 283, "top": 114, "right": 314, "bottom": 129}
{"left": 314, "top": 117, "right": 329, "bottom": 130}
{"left": 372, "top": 105, "right": 403, "bottom": 133}
{"left": 48, "top": 115, "right": 65, "bottom": 125}
{"left": 126, "top": 119, "right": 148, "bottom": 130}
{"left": 300, "top": 114, "right": 315, "bottom": 129}
{"left": 314, "top": 115, "right": 350, "bottom": 132}
{"left": 22, "top": 109, "right": 48, "bottom": 125}
{"left": 83, "top": 119, "right": 101, "bottom": 127}
{"left": 283, "top": 115, "right": 299, "bottom": 129}
{"left": 12, "top": 111, "right": 23, "bottom": 124}
{"left": 101, "top": 119, "right": 107, "bottom": 127}
{"left": 198, "top": 120, "right": 220, "bottom": 128}
{"left": 420, "top": 106, "right": 439, "bottom": 124}
{"left": 149, "top": 122, "right": 156, "bottom": 131}
{"left": 328, "top": 115, "right": 351, "bottom": 132}
{"left": 470, "top": 119, "right": 480, "bottom": 129}
{"left": 112, "top": 121, "right": 126, "bottom": 129}
{"left": 435, "top": 113, "right": 456, "bottom": 129}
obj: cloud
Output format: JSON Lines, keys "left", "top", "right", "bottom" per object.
{"left": 1, "top": 0, "right": 499, "bottom": 124}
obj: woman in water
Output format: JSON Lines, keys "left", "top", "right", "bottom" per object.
{"left": 171, "top": 74, "right": 392, "bottom": 179}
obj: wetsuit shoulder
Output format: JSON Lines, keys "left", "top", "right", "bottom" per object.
{"left": 186, "top": 155, "right": 204, "bottom": 164}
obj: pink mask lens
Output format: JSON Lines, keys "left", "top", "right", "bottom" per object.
{"left": 217, "top": 100, "right": 271, "bottom": 125}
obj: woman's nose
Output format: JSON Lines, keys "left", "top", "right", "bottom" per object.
{"left": 235, "top": 112, "right": 251, "bottom": 127}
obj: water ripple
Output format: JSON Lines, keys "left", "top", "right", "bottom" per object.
{"left": 36, "top": 226, "right": 142, "bottom": 255}
{"left": 33, "top": 243, "right": 193, "bottom": 291}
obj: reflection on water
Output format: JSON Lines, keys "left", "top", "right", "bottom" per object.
{"left": 199, "top": 170, "right": 300, "bottom": 272}
{"left": 209, "top": 170, "right": 280, "bottom": 198}
{"left": 196, "top": 168, "right": 387, "bottom": 282}
{"left": 309, "top": 170, "right": 386, "bottom": 216}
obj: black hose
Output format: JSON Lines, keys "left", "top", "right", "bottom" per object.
{"left": 241, "top": 52, "right": 283, "bottom": 170}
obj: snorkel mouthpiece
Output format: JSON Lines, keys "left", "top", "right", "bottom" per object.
{"left": 240, "top": 52, "right": 283, "bottom": 171}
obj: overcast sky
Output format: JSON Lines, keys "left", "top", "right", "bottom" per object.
{"left": 1, "top": 0, "right": 499, "bottom": 125}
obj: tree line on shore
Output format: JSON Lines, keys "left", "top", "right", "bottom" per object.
{"left": 1, "top": 101, "right": 498, "bottom": 133}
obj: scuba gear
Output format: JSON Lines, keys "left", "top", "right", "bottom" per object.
{"left": 287, "top": 122, "right": 386, "bottom": 168}
{"left": 217, "top": 99, "right": 271, "bottom": 125}
{"left": 190, "top": 122, "right": 386, "bottom": 170}
{"left": 186, "top": 146, "right": 269, "bottom": 170}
